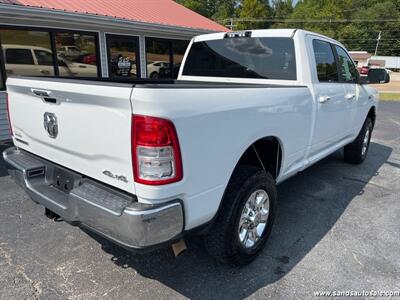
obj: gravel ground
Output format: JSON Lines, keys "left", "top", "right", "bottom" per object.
{"left": 0, "top": 101, "right": 399, "bottom": 300}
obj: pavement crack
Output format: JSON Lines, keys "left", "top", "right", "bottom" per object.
{"left": 389, "top": 118, "right": 400, "bottom": 127}
{"left": 342, "top": 176, "right": 390, "bottom": 191}
{"left": 0, "top": 246, "right": 42, "bottom": 299}
{"left": 342, "top": 176, "right": 368, "bottom": 184}
{"left": 339, "top": 242, "right": 364, "bottom": 268}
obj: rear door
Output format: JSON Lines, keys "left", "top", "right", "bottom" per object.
{"left": 6, "top": 77, "right": 135, "bottom": 194}
{"left": 308, "top": 38, "right": 349, "bottom": 159}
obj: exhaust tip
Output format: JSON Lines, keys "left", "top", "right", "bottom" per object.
{"left": 171, "top": 239, "right": 187, "bottom": 257}
{"left": 45, "top": 208, "right": 62, "bottom": 222}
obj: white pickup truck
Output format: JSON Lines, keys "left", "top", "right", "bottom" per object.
{"left": 3, "top": 29, "right": 389, "bottom": 266}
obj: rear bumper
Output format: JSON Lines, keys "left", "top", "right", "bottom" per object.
{"left": 3, "top": 147, "right": 184, "bottom": 250}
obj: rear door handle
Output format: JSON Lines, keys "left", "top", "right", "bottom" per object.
{"left": 345, "top": 93, "right": 356, "bottom": 100}
{"left": 318, "top": 95, "right": 331, "bottom": 103}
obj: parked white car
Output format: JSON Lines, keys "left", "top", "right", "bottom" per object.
{"left": 146, "top": 61, "right": 170, "bottom": 78}
{"left": 57, "top": 45, "right": 86, "bottom": 59}
{"left": 3, "top": 29, "right": 389, "bottom": 266}
{"left": 2, "top": 44, "right": 97, "bottom": 77}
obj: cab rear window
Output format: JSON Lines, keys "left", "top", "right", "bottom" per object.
{"left": 182, "top": 37, "right": 296, "bottom": 80}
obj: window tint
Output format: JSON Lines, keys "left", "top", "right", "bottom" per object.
{"left": 5, "top": 49, "right": 34, "bottom": 64}
{"left": 34, "top": 50, "right": 53, "bottom": 66}
{"left": 334, "top": 45, "right": 359, "bottom": 83}
{"left": 182, "top": 37, "right": 296, "bottom": 80}
{"left": 172, "top": 40, "right": 189, "bottom": 79}
{"left": 146, "top": 38, "right": 171, "bottom": 79}
{"left": 145, "top": 37, "right": 197, "bottom": 79}
{"left": 0, "top": 65, "right": 4, "bottom": 90}
{"left": 106, "top": 35, "right": 139, "bottom": 78}
{"left": 55, "top": 32, "right": 98, "bottom": 77}
{"left": 0, "top": 30, "right": 53, "bottom": 76}
{"left": 312, "top": 40, "right": 338, "bottom": 82}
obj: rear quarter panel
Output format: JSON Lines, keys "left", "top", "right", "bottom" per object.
{"left": 131, "top": 86, "right": 313, "bottom": 229}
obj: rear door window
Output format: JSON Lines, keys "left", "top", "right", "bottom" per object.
{"left": 312, "top": 39, "right": 338, "bottom": 82}
{"left": 182, "top": 37, "right": 297, "bottom": 80}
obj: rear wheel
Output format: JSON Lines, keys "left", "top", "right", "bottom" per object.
{"left": 344, "top": 118, "right": 373, "bottom": 164}
{"left": 204, "top": 166, "right": 277, "bottom": 266}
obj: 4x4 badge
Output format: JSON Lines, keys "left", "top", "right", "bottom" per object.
{"left": 102, "top": 170, "right": 128, "bottom": 183}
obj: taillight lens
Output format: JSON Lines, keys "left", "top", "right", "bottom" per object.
{"left": 132, "top": 115, "right": 183, "bottom": 185}
{"left": 6, "top": 93, "right": 13, "bottom": 136}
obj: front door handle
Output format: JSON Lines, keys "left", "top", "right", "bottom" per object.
{"left": 345, "top": 93, "right": 356, "bottom": 100}
{"left": 40, "top": 69, "right": 51, "bottom": 75}
{"left": 318, "top": 95, "right": 331, "bottom": 103}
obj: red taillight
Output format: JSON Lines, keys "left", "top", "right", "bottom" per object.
{"left": 132, "top": 115, "right": 183, "bottom": 185}
{"left": 6, "top": 93, "right": 13, "bottom": 136}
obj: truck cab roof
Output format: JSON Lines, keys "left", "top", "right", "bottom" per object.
{"left": 193, "top": 29, "right": 344, "bottom": 48}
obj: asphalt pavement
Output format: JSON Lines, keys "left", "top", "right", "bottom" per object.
{"left": 0, "top": 101, "right": 399, "bottom": 299}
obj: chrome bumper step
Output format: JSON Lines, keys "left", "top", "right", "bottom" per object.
{"left": 3, "top": 147, "right": 184, "bottom": 249}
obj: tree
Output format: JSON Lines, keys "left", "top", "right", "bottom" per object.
{"left": 177, "top": 0, "right": 400, "bottom": 55}
{"left": 176, "top": 0, "right": 237, "bottom": 23}
{"left": 237, "top": 0, "right": 273, "bottom": 30}
{"left": 175, "top": 0, "right": 212, "bottom": 18}
{"left": 212, "top": 0, "right": 237, "bottom": 23}
{"left": 272, "top": 0, "right": 293, "bottom": 19}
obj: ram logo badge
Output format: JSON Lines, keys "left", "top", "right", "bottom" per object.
{"left": 43, "top": 112, "right": 58, "bottom": 138}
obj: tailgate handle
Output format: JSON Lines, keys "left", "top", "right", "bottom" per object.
{"left": 31, "top": 89, "right": 57, "bottom": 104}
{"left": 31, "top": 89, "right": 51, "bottom": 97}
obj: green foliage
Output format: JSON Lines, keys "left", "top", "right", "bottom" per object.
{"left": 212, "top": 0, "right": 237, "bottom": 21}
{"left": 272, "top": 0, "right": 293, "bottom": 19}
{"left": 176, "top": 0, "right": 237, "bottom": 20}
{"left": 236, "top": 0, "right": 273, "bottom": 29}
{"left": 275, "top": 0, "right": 400, "bottom": 56}
{"left": 176, "top": 0, "right": 211, "bottom": 17}
{"left": 176, "top": 0, "right": 400, "bottom": 55}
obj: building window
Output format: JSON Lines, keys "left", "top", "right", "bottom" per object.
{"left": 0, "top": 29, "right": 55, "bottom": 77}
{"left": 55, "top": 32, "right": 98, "bottom": 77}
{"left": 146, "top": 38, "right": 171, "bottom": 79}
{"left": 0, "top": 28, "right": 101, "bottom": 87}
{"left": 172, "top": 40, "right": 189, "bottom": 78}
{"left": 0, "top": 63, "right": 4, "bottom": 90}
{"left": 106, "top": 34, "right": 140, "bottom": 78}
{"left": 145, "top": 38, "right": 189, "bottom": 79}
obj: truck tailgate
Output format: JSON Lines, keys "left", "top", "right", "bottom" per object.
{"left": 6, "top": 77, "right": 135, "bottom": 194}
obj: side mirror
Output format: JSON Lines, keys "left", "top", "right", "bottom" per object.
{"left": 366, "top": 69, "right": 390, "bottom": 84}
